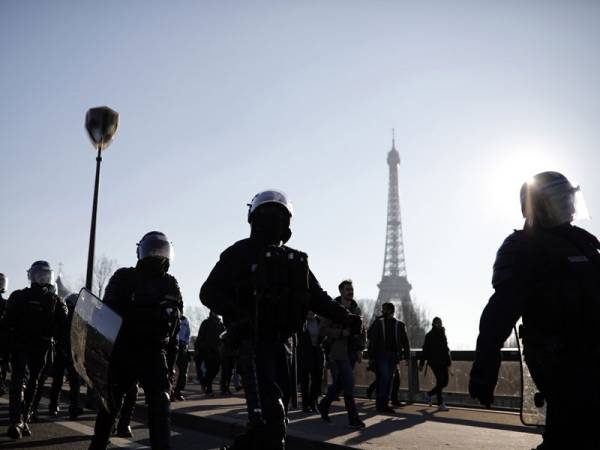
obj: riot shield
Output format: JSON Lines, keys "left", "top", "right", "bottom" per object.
{"left": 515, "top": 321, "right": 547, "bottom": 426}
{"left": 70, "top": 288, "right": 122, "bottom": 412}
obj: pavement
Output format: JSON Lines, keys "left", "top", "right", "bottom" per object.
{"left": 160, "top": 383, "right": 543, "bottom": 450}
{"left": 0, "top": 395, "right": 223, "bottom": 449}
{"left": 0, "top": 382, "right": 543, "bottom": 449}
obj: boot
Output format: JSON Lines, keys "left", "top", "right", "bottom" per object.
{"left": 22, "top": 423, "right": 32, "bottom": 437}
{"left": 49, "top": 402, "right": 60, "bottom": 416}
{"left": 116, "top": 422, "right": 133, "bottom": 438}
{"left": 69, "top": 406, "right": 84, "bottom": 420}
{"left": 6, "top": 423, "right": 22, "bottom": 440}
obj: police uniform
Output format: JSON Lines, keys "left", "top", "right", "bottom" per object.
{"left": 470, "top": 172, "right": 600, "bottom": 449}
{"left": 201, "top": 236, "right": 353, "bottom": 449}
{"left": 5, "top": 284, "right": 68, "bottom": 437}
{"left": 89, "top": 260, "right": 183, "bottom": 450}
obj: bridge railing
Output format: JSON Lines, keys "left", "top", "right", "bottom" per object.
{"left": 353, "top": 349, "right": 522, "bottom": 410}
{"left": 185, "top": 348, "right": 523, "bottom": 410}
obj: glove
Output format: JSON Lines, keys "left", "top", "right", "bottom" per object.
{"left": 468, "top": 376, "right": 494, "bottom": 408}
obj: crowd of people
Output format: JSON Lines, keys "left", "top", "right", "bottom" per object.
{"left": 1, "top": 171, "right": 598, "bottom": 450}
{"left": 0, "top": 198, "right": 451, "bottom": 450}
{"left": 0, "top": 261, "right": 452, "bottom": 447}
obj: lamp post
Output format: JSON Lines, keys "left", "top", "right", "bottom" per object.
{"left": 84, "top": 106, "right": 119, "bottom": 291}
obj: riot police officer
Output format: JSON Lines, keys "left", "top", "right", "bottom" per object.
{"left": 5, "top": 261, "right": 68, "bottom": 439}
{"left": 89, "top": 231, "right": 183, "bottom": 450}
{"left": 469, "top": 171, "right": 600, "bottom": 449}
{"left": 200, "top": 190, "right": 361, "bottom": 450}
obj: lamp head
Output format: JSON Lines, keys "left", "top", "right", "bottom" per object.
{"left": 85, "top": 106, "right": 119, "bottom": 150}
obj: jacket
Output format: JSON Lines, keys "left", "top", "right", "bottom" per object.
{"left": 320, "top": 297, "right": 365, "bottom": 361}
{"left": 419, "top": 327, "right": 450, "bottom": 367}
{"left": 367, "top": 316, "right": 410, "bottom": 361}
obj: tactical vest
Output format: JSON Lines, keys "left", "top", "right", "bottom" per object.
{"left": 120, "top": 271, "right": 181, "bottom": 346}
{"left": 20, "top": 288, "right": 59, "bottom": 342}
{"left": 251, "top": 245, "right": 310, "bottom": 340}
{"left": 521, "top": 227, "right": 600, "bottom": 358}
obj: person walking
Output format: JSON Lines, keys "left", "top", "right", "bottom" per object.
{"left": 318, "top": 280, "right": 366, "bottom": 428}
{"left": 88, "top": 231, "right": 183, "bottom": 450}
{"left": 5, "top": 261, "right": 68, "bottom": 439}
{"left": 195, "top": 311, "right": 225, "bottom": 396}
{"left": 367, "top": 302, "right": 410, "bottom": 413}
{"left": 297, "top": 311, "right": 324, "bottom": 412}
{"left": 200, "top": 190, "right": 359, "bottom": 449}
{"left": 419, "top": 317, "right": 451, "bottom": 411}
{"left": 173, "top": 315, "right": 191, "bottom": 401}
{"left": 469, "top": 171, "right": 600, "bottom": 449}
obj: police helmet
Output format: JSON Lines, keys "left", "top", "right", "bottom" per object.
{"left": 27, "top": 261, "right": 55, "bottom": 287}
{"left": 247, "top": 190, "right": 294, "bottom": 223}
{"left": 520, "top": 171, "right": 588, "bottom": 228}
{"left": 136, "top": 231, "right": 174, "bottom": 262}
{"left": 0, "top": 273, "right": 7, "bottom": 293}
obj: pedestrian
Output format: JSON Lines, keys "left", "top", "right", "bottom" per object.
{"left": 318, "top": 280, "right": 366, "bottom": 428}
{"left": 200, "top": 190, "right": 360, "bottom": 450}
{"left": 469, "top": 172, "right": 600, "bottom": 449}
{"left": 173, "top": 315, "right": 191, "bottom": 401}
{"left": 194, "top": 311, "right": 225, "bottom": 396}
{"left": 297, "top": 311, "right": 324, "bottom": 413}
{"left": 367, "top": 302, "right": 410, "bottom": 413}
{"left": 88, "top": 231, "right": 183, "bottom": 450}
{"left": 419, "top": 317, "right": 451, "bottom": 411}
{"left": 4, "top": 261, "right": 68, "bottom": 440}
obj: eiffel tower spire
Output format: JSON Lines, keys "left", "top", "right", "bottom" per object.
{"left": 376, "top": 131, "right": 413, "bottom": 322}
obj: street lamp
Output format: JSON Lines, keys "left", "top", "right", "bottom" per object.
{"left": 84, "top": 106, "right": 119, "bottom": 291}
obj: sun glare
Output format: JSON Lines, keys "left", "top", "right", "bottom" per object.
{"left": 483, "top": 141, "right": 565, "bottom": 219}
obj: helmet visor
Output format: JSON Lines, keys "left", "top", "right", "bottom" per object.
{"left": 138, "top": 238, "right": 174, "bottom": 262}
{"left": 29, "top": 268, "right": 55, "bottom": 286}
{"left": 539, "top": 180, "right": 589, "bottom": 227}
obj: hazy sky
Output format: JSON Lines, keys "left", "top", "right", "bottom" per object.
{"left": 2, "top": 1, "right": 600, "bottom": 348}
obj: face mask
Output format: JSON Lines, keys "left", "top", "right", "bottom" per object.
{"left": 138, "top": 257, "right": 169, "bottom": 275}
{"left": 251, "top": 211, "right": 291, "bottom": 245}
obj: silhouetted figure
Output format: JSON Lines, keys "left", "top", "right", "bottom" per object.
{"left": 419, "top": 317, "right": 451, "bottom": 411}
{"left": 195, "top": 311, "right": 225, "bottom": 395}
{"left": 5, "top": 261, "right": 68, "bottom": 440}
{"left": 318, "top": 280, "right": 366, "bottom": 428}
{"left": 298, "top": 312, "right": 324, "bottom": 412}
{"left": 88, "top": 231, "right": 182, "bottom": 450}
{"left": 367, "top": 302, "right": 410, "bottom": 413}
{"left": 201, "top": 190, "right": 358, "bottom": 449}
{"left": 470, "top": 172, "right": 600, "bottom": 449}
{"left": 173, "top": 315, "right": 191, "bottom": 401}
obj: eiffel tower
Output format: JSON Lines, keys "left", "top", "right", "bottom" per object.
{"left": 375, "top": 131, "right": 419, "bottom": 339}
